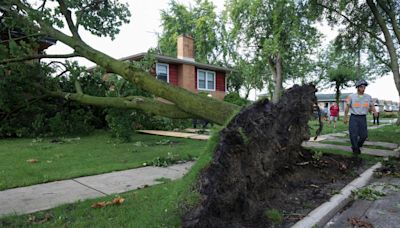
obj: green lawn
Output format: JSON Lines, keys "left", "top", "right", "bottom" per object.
{"left": 368, "top": 124, "right": 400, "bottom": 144}
{"left": 309, "top": 119, "right": 348, "bottom": 136}
{"left": 320, "top": 140, "right": 393, "bottom": 150}
{"left": 1, "top": 172, "right": 192, "bottom": 227}
{"left": 0, "top": 131, "right": 219, "bottom": 228}
{"left": 0, "top": 131, "right": 207, "bottom": 190}
{"left": 310, "top": 148, "right": 383, "bottom": 165}
{"left": 0, "top": 136, "right": 383, "bottom": 227}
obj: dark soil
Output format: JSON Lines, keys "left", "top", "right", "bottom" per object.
{"left": 261, "top": 149, "right": 367, "bottom": 227}
{"left": 183, "top": 85, "right": 367, "bottom": 227}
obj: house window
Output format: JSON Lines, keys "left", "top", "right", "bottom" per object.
{"left": 156, "top": 63, "right": 169, "bottom": 82}
{"left": 197, "top": 69, "right": 215, "bottom": 91}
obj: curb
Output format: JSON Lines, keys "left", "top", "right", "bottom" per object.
{"left": 291, "top": 162, "right": 382, "bottom": 228}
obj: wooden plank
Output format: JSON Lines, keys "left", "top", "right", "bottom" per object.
{"left": 137, "top": 130, "right": 209, "bottom": 141}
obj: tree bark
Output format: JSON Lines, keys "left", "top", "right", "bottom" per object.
{"left": 268, "top": 54, "right": 283, "bottom": 104}
{"left": 335, "top": 83, "right": 341, "bottom": 120}
{"left": 367, "top": 0, "right": 400, "bottom": 126}
{"left": 272, "top": 53, "right": 283, "bottom": 104}
{"left": 12, "top": 1, "right": 240, "bottom": 125}
{"left": 42, "top": 89, "right": 194, "bottom": 119}
{"left": 376, "top": 0, "right": 400, "bottom": 44}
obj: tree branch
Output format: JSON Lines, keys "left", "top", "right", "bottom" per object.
{"left": 377, "top": 0, "right": 400, "bottom": 45}
{"left": 55, "top": 69, "right": 69, "bottom": 78}
{"left": 37, "top": 0, "right": 47, "bottom": 11}
{"left": 0, "top": 33, "right": 43, "bottom": 44}
{"left": 35, "top": 85, "right": 194, "bottom": 119}
{"left": 0, "top": 53, "right": 78, "bottom": 64}
{"left": 74, "top": 80, "right": 83, "bottom": 94}
{"left": 372, "top": 51, "right": 391, "bottom": 69}
{"left": 45, "top": 60, "right": 68, "bottom": 68}
{"left": 13, "top": 0, "right": 240, "bottom": 124}
{"left": 367, "top": 0, "right": 400, "bottom": 90}
{"left": 56, "top": 0, "right": 81, "bottom": 40}
{"left": 0, "top": 95, "right": 48, "bottom": 122}
{"left": 315, "top": 2, "right": 386, "bottom": 45}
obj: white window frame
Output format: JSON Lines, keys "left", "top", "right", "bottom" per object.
{"left": 156, "top": 63, "right": 169, "bottom": 83}
{"left": 197, "top": 69, "right": 216, "bottom": 91}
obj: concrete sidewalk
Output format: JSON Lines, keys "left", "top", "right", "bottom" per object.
{"left": 325, "top": 176, "right": 400, "bottom": 228}
{"left": 0, "top": 162, "right": 194, "bottom": 218}
{"left": 302, "top": 141, "right": 400, "bottom": 157}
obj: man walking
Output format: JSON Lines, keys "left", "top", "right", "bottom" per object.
{"left": 373, "top": 103, "right": 380, "bottom": 125}
{"left": 344, "top": 79, "right": 378, "bottom": 158}
{"left": 329, "top": 102, "right": 339, "bottom": 128}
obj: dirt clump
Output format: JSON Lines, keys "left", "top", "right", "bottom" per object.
{"left": 183, "top": 85, "right": 365, "bottom": 227}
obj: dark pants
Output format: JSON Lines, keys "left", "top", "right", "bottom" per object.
{"left": 349, "top": 114, "right": 368, "bottom": 155}
{"left": 373, "top": 113, "right": 380, "bottom": 125}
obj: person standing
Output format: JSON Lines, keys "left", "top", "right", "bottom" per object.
{"left": 373, "top": 103, "right": 380, "bottom": 125}
{"left": 344, "top": 79, "right": 378, "bottom": 158}
{"left": 329, "top": 102, "right": 340, "bottom": 128}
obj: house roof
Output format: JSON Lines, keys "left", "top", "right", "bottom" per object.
{"left": 316, "top": 93, "right": 352, "bottom": 101}
{"left": 0, "top": 30, "right": 56, "bottom": 51}
{"left": 120, "top": 52, "right": 231, "bottom": 73}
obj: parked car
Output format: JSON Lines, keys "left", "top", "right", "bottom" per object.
{"left": 384, "top": 105, "right": 393, "bottom": 112}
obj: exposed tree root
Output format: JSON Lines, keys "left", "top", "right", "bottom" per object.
{"left": 183, "top": 85, "right": 318, "bottom": 227}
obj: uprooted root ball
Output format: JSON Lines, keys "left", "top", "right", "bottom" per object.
{"left": 184, "top": 84, "right": 319, "bottom": 227}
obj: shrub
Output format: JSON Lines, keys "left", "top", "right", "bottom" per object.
{"left": 224, "top": 92, "right": 249, "bottom": 106}
{"left": 105, "top": 108, "right": 134, "bottom": 142}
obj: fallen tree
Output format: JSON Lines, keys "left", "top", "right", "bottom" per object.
{"left": 1, "top": 0, "right": 239, "bottom": 125}
{"left": 183, "top": 84, "right": 319, "bottom": 227}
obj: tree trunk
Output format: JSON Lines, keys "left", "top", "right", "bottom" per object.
{"left": 270, "top": 54, "right": 283, "bottom": 104}
{"left": 367, "top": 0, "right": 400, "bottom": 126}
{"left": 39, "top": 26, "right": 239, "bottom": 125}
{"left": 244, "top": 87, "right": 251, "bottom": 100}
{"left": 335, "top": 83, "right": 341, "bottom": 120}
{"left": 41, "top": 88, "right": 193, "bottom": 119}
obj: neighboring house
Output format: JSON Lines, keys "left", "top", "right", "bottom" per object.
{"left": 117, "top": 35, "right": 229, "bottom": 100}
{"left": 316, "top": 93, "right": 352, "bottom": 115}
{"left": 0, "top": 30, "right": 56, "bottom": 58}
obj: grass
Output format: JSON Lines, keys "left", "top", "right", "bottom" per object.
{"left": 0, "top": 131, "right": 207, "bottom": 190}
{"left": 367, "top": 125, "right": 400, "bottom": 144}
{"left": 309, "top": 119, "right": 348, "bottom": 137}
{"left": 320, "top": 140, "right": 394, "bottom": 150}
{"left": 310, "top": 148, "right": 382, "bottom": 164}
{"left": 1, "top": 122, "right": 392, "bottom": 227}
{"left": 0, "top": 128, "right": 220, "bottom": 227}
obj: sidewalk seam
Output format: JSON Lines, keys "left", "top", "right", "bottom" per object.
{"left": 72, "top": 179, "right": 109, "bottom": 196}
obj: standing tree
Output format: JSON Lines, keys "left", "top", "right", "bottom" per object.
{"left": 227, "top": 0, "right": 320, "bottom": 103}
{"left": 310, "top": 0, "right": 400, "bottom": 124}
{"left": 322, "top": 43, "right": 368, "bottom": 119}
{"left": 158, "top": 0, "right": 220, "bottom": 64}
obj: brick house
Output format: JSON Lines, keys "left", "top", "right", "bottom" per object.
{"left": 0, "top": 30, "right": 56, "bottom": 57}
{"left": 120, "top": 35, "right": 229, "bottom": 100}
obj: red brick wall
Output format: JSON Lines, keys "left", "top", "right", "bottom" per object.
{"left": 216, "top": 71, "right": 225, "bottom": 92}
{"left": 169, "top": 64, "right": 178, "bottom": 86}
{"left": 195, "top": 67, "right": 198, "bottom": 89}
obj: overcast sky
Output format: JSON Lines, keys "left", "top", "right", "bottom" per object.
{"left": 46, "top": 0, "right": 398, "bottom": 101}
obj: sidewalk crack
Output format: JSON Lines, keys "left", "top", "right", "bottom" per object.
{"left": 72, "top": 179, "right": 108, "bottom": 196}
